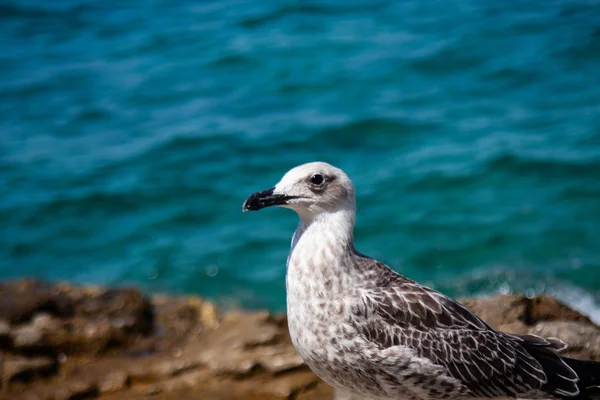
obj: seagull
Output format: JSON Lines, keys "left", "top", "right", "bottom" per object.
{"left": 243, "top": 161, "right": 600, "bottom": 400}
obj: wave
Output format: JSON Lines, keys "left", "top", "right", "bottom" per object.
{"left": 0, "top": 3, "right": 78, "bottom": 18}
{"left": 404, "top": 150, "right": 600, "bottom": 190}
{"left": 237, "top": 2, "right": 388, "bottom": 29}
{"left": 309, "top": 117, "right": 441, "bottom": 148}
{"left": 205, "top": 54, "right": 260, "bottom": 69}
{"left": 486, "top": 153, "right": 600, "bottom": 178}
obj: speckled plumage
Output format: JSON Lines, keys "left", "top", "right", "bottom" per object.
{"left": 244, "top": 162, "right": 600, "bottom": 400}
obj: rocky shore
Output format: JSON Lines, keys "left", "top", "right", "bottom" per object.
{"left": 0, "top": 280, "right": 599, "bottom": 400}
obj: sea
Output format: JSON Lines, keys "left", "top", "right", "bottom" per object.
{"left": 1, "top": 0, "right": 600, "bottom": 320}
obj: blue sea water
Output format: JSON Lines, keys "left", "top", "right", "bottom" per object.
{"left": 1, "top": 0, "right": 600, "bottom": 317}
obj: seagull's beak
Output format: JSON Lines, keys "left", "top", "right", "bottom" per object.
{"left": 242, "top": 188, "right": 298, "bottom": 212}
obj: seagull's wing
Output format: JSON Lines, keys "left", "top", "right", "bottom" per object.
{"left": 351, "top": 261, "right": 579, "bottom": 398}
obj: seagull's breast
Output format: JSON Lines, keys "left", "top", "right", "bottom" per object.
{"left": 285, "top": 226, "right": 370, "bottom": 392}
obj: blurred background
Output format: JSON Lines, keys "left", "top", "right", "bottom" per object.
{"left": 1, "top": 0, "right": 599, "bottom": 319}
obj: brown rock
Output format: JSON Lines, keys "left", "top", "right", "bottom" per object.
{"left": 3, "top": 356, "right": 56, "bottom": 382}
{"left": 461, "top": 295, "right": 600, "bottom": 362}
{"left": 10, "top": 313, "right": 139, "bottom": 356}
{"left": 261, "top": 370, "right": 321, "bottom": 398}
{"left": 53, "top": 379, "right": 98, "bottom": 400}
{"left": 0, "top": 319, "right": 10, "bottom": 337}
{"left": 526, "top": 296, "right": 593, "bottom": 325}
{"left": 193, "top": 312, "right": 304, "bottom": 378}
{"left": 53, "top": 317, "right": 129, "bottom": 355}
{"left": 530, "top": 321, "right": 600, "bottom": 361}
{"left": 11, "top": 326, "right": 44, "bottom": 349}
{"left": 74, "top": 288, "right": 154, "bottom": 336}
{"left": 99, "top": 371, "right": 129, "bottom": 393}
{"left": 460, "top": 294, "right": 594, "bottom": 330}
{"left": 0, "top": 351, "right": 4, "bottom": 391}
{"left": 2, "top": 280, "right": 599, "bottom": 400}
{"left": 30, "top": 313, "right": 58, "bottom": 332}
{"left": 461, "top": 295, "right": 529, "bottom": 331}
{"left": 132, "top": 369, "right": 211, "bottom": 395}
{"left": 140, "top": 357, "right": 200, "bottom": 381}
{"left": 298, "top": 384, "right": 336, "bottom": 400}
{"left": 0, "top": 281, "right": 74, "bottom": 324}
{"left": 150, "top": 295, "right": 219, "bottom": 352}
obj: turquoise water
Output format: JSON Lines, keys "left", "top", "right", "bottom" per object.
{"left": 2, "top": 0, "right": 600, "bottom": 317}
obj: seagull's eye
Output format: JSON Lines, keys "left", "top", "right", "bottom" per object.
{"left": 310, "top": 174, "right": 324, "bottom": 186}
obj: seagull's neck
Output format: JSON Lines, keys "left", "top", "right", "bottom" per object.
{"left": 289, "top": 207, "right": 357, "bottom": 268}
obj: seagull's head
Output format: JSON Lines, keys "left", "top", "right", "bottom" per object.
{"left": 243, "top": 162, "right": 356, "bottom": 221}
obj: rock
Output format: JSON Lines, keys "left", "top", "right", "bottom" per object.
{"left": 55, "top": 379, "right": 98, "bottom": 400}
{"left": 261, "top": 370, "right": 321, "bottom": 398}
{"left": 150, "top": 295, "right": 219, "bottom": 352}
{"left": 11, "top": 326, "right": 43, "bottom": 349}
{"left": 1, "top": 280, "right": 599, "bottom": 400}
{"left": 530, "top": 321, "right": 600, "bottom": 360}
{"left": 75, "top": 288, "right": 154, "bottom": 336}
{"left": 99, "top": 371, "right": 129, "bottom": 394}
{"left": 5, "top": 288, "right": 155, "bottom": 356}
{"left": 460, "top": 294, "right": 594, "bottom": 333}
{"left": 0, "top": 351, "right": 4, "bottom": 391}
{"left": 146, "top": 358, "right": 200, "bottom": 380}
{"left": 3, "top": 356, "right": 56, "bottom": 382}
{"left": 0, "top": 319, "right": 10, "bottom": 347}
{"left": 30, "top": 313, "right": 57, "bottom": 332}
{"left": 133, "top": 369, "right": 211, "bottom": 395}
{"left": 526, "top": 296, "right": 593, "bottom": 325}
{"left": 0, "top": 281, "right": 74, "bottom": 324}
{"left": 193, "top": 312, "right": 305, "bottom": 377}
{"left": 461, "top": 295, "right": 529, "bottom": 331}
{"left": 0, "top": 319, "right": 10, "bottom": 336}
{"left": 49, "top": 317, "right": 130, "bottom": 355}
